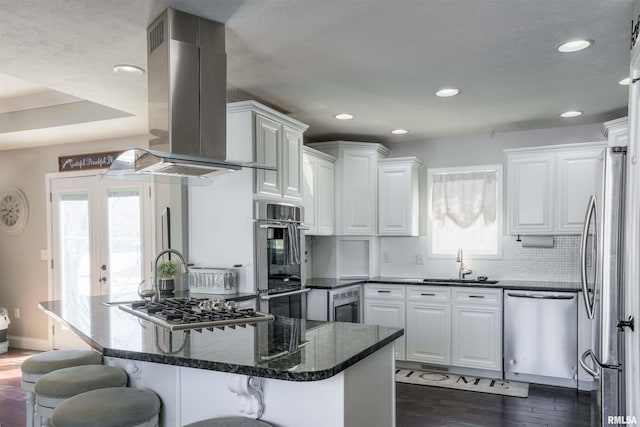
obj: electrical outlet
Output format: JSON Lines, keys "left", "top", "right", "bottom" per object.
{"left": 383, "top": 252, "right": 389, "bottom": 263}
{"left": 14, "top": 308, "right": 20, "bottom": 319}
{"left": 413, "top": 254, "right": 424, "bottom": 265}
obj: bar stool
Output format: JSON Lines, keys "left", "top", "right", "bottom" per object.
{"left": 50, "top": 387, "right": 161, "bottom": 427}
{"left": 21, "top": 349, "right": 103, "bottom": 427}
{"left": 35, "top": 364, "right": 128, "bottom": 426}
{"left": 183, "top": 418, "right": 273, "bottom": 427}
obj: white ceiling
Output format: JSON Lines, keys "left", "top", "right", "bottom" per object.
{"left": 0, "top": 0, "right": 632, "bottom": 151}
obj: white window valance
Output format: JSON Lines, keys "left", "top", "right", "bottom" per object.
{"left": 432, "top": 170, "right": 497, "bottom": 229}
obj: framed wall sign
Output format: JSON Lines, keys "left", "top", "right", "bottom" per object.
{"left": 58, "top": 150, "right": 123, "bottom": 172}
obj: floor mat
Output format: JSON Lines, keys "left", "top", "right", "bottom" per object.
{"left": 395, "top": 368, "right": 529, "bottom": 398}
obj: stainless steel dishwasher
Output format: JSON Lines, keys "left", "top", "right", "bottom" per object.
{"left": 504, "top": 290, "right": 578, "bottom": 388}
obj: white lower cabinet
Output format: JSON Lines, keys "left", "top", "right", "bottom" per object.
{"left": 451, "top": 287, "right": 502, "bottom": 371}
{"left": 406, "top": 286, "right": 451, "bottom": 365}
{"left": 364, "top": 284, "right": 502, "bottom": 369}
{"left": 364, "top": 284, "right": 406, "bottom": 360}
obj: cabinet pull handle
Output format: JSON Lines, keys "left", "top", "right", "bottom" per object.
{"left": 420, "top": 293, "right": 436, "bottom": 296}
{"left": 469, "top": 295, "right": 484, "bottom": 298}
{"left": 377, "top": 290, "right": 391, "bottom": 293}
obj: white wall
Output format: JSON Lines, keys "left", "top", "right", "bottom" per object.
{"left": 0, "top": 135, "right": 146, "bottom": 348}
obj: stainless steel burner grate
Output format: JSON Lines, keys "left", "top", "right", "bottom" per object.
{"left": 119, "top": 298, "right": 273, "bottom": 331}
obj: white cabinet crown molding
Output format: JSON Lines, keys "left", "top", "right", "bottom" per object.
{"left": 302, "top": 145, "right": 336, "bottom": 162}
{"left": 503, "top": 141, "right": 607, "bottom": 155}
{"left": 226, "top": 100, "right": 309, "bottom": 132}
{"left": 602, "top": 117, "right": 629, "bottom": 147}
{"left": 378, "top": 156, "right": 423, "bottom": 166}
{"left": 307, "top": 140, "right": 391, "bottom": 157}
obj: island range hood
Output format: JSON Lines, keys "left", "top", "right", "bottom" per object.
{"left": 107, "top": 8, "right": 253, "bottom": 184}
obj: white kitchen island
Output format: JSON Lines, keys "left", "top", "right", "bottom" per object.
{"left": 40, "top": 297, "right": 402, "bottom": 427}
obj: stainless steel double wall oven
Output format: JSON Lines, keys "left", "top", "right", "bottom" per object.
{"left": 254, "top": 201, "right": 308, "bottom": 318}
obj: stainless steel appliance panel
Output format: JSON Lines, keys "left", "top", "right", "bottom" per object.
{"left": 307, "top": 285, "right": 362, "bottom": 323}
{"left": 579, "top": 147, "right": 627, "bottom": 425}
{"left": 504, "top": 291, "right": 578, "bottom": 382}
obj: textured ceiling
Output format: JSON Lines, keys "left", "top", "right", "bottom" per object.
{"left": 0, "top": 0, "right": 632, "bottom": 150}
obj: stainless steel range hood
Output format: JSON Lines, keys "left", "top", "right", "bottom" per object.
{"left": 107, "top": 8, "right": 260, "bottom": 184}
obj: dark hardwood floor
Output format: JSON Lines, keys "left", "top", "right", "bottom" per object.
{"left": 1, "top": 348, "right": 595, "bottom": 427}
{"left": 397, "top": 381, "right": 596, "bottom": 427}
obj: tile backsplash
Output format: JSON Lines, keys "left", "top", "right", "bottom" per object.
{"left": 499, "top": 235, "right": 580, "bottom": 282}
{"left": 378, "top": 235, "right": 581, "bottom": 283}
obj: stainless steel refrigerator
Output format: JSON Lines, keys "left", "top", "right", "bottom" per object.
{"left": 579, "top": 146, "right": 628, "bottom": 425}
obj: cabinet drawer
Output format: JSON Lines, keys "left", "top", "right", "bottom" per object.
{"left": 407, "top": 286, "right": 450, "bottom": 302}
{"left": 452, "top": 287, "right": 501, "bottom": 305}
{"left": 365, "top": 284, "right": 405, "bottom": 300}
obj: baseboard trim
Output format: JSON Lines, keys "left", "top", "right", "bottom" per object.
{"left": 7, "top": 335, "right": 50, "bottom": 351}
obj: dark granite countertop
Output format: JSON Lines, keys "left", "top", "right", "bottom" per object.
{"left": 306, "top": 277, "right": 581, "bottom": 292}
{"left": 39, "top": 297, "right": 402, "bottom": 382}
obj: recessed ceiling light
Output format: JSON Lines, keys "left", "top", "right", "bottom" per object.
{"left": 560, "top": 110, "right": 583, "bottom": 118}
{"left": 435, "top": 88, "right": 460, "bottom": 97}
{"left": 334, "top": 113, "right": 354, "bottom": 120}
{"left": 619, "top": 77, "right": 630, "bottom": 85}
{"left": 113, "top": 64, "right": 145, "bottom": 76}
{"left": 557, "top": 39, "right": 592, "bottom": 53}
{"left": 391, "top": 129, "right": 409, "bottom": 135}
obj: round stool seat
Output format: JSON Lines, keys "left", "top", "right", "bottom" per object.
{"left": 51, "top": 387, "right": 161, "bottom": 427}
{"left": 35, "top": 365, "right": 128, "bottom": 408}
{"left": 183, "top": 417, "right": 273, "bottom": 427}
{"left": 21, "top": 349, "right": 103, "bottom": 427}
{"left": 22, "top": 349, "right": 103, "bottom": 384}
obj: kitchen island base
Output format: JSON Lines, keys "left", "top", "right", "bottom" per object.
{"left": 106, "top": 342, "right": 395, "bottom": 427}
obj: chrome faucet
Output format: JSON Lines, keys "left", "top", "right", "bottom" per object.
{"left": 456, "top": 248, "right": 472, "bottom": 279}
{"left": 153, "top": 249, "right": 189, "bottom": 301}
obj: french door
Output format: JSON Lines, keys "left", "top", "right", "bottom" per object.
{"left": 49, "top": 174, "right": 153, "bottom": 348}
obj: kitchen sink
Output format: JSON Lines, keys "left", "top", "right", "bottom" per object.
{"left": 422, "top": 278, "right": 499, "bottom": 285}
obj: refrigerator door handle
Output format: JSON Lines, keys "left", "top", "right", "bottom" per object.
{"left": 580, "top": 194, "right": 596, "bottom": 320}
{"left": 579, "top": 349, "right": 600, "bottom": 379}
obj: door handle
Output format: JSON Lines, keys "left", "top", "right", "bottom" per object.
{"left": 580, "top": 195, "right": 597, "bottom": 320}
{"left": 99, "top": 277, "right": 108, "bottom": 283}
{"left": 101, "top": 264, "right": 107, "bottom": 271}
{"left": 579, "top": 349, "right": 600, "bottom": 379}
{"left": 507, "top": 293, "right": 575, "bottom": 300}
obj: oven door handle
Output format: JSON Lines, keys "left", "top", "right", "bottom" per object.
{"left": 259, "top": 288, "right": 311, "bottom": 300}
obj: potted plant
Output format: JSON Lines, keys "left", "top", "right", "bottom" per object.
{"left": 156, "top": 260, "right": 177, "bottom": 295}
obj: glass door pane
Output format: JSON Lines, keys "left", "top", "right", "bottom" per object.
{"left": 106, "top": 188, "right": 143, "bottom": 301}
{"left": 59, "top": 193, "right": 91, "bottom": 302}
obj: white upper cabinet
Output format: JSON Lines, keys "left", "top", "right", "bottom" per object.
{"left": 555, "top": 147, "right": 603, "bottom": 233}
{"left": 302, "top": 146, "right": 336, "bottom": 235}
{"left": 307, "top": 141, "right": 389, "bottom": 235}
{"left": 227, "top": 101, "right": 309, "bottom": 201}
{"left": 506, "top": 151, "right": 556, "bottom": 234}
{"left": 505, "top": 142, "right": 606, "bottom": 235}
{"left": 378, "top": 157, "right": 422, "bottom": 236}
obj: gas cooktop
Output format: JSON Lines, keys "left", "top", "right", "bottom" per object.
{"left": 119, "top": 297, "right": 273, "bottom": 331}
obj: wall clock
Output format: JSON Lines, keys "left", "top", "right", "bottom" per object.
{"left": 0, "top": 187, "right": 29, "bottom": 235}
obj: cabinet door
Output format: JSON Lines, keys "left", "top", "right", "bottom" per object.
{"left": 451, "top": 304, "right": 502, "bottom": 370}
{"left": 406, "top": 302, "right": 451, "bottom": 365}
{"left": 341, "top": 149, "right": 377, "bottom": 235}
{"left": 556, "top": 148, "right": 602, "bottom": 234}
{"left": 507, "top": 152, "right": 556, "bottom": 234}
{"left": 255, "top": 115, "right": 282, "bottom": 196}
{"left": 302, "top": 153, "right": 317, "bottom": 233}
{"left": 364, "top": 299, "right": 406, "bottom": 360}
{"left": 378, "top": 164, "right": 417, "bottom": 236}
{"left": 316, "top": 158, "right": 335, "bottom": 235}
{"left": 282, "top": 127, "right": 303, "bottom": 200}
